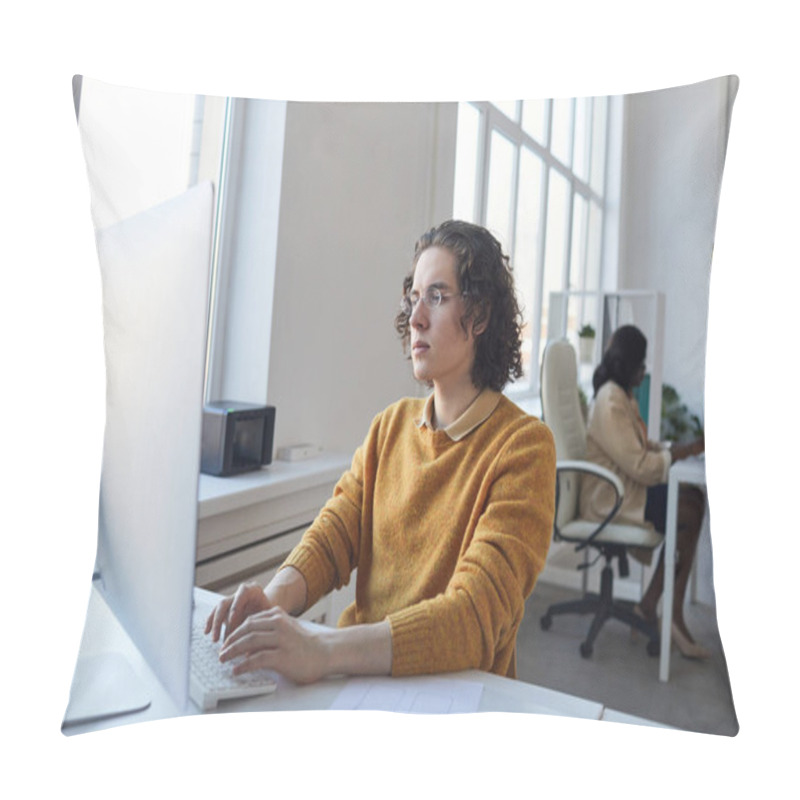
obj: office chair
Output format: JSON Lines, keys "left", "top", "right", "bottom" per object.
{"left": 539, "top": 339, "right": 662, "bottom": 658}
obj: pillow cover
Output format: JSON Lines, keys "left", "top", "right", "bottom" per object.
{"left": 65, "top": 74, "right": 737, "bottom": 737}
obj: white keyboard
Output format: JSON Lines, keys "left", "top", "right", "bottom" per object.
{"left": 190, "top": 620, "right": 278, "bottom": 711}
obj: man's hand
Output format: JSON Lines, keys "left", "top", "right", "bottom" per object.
{"left": 204, "top": 582, "right": 271, "bottom": 642}
{"left": 218, "top": 606, "right": 332, "bottom": 685}
{"left": 218, "top": 608, "right": 393, "bottom": 685}
{"left": 204, "top": 568, "right": 390, "bottom": 686}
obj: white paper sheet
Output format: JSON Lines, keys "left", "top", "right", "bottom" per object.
{"left": 330, "top": 676, "right": 484, "bottom": 714}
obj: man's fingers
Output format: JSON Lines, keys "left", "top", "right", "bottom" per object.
{"left": 230, "top": 650, "right": 278, "bottom": 677}
{"left": 203, "top": 583, "right": 269, "bottom": 644}
{"left": 226, "top": 584, "right": 253, "bottom": 636}
{"left": 220, "top": 628, "right": 277, "bottom": 661}
{"left": 222, "top": 608, "right": 282, "bottom": 650}
{"left": 207, "top": 596, "right": 234, "bottom": 642}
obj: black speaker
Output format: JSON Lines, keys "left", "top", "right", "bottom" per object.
{"left": 201, "top": 402, "right": 276, "bottom": 477}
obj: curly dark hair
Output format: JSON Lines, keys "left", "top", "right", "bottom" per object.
{"left": 592, "top": 324, "right": 647, "bottom": 396}
{"left": 394, "top": 220, "right": 523, "bottom": 392}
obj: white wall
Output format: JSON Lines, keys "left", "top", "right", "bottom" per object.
{"left": 617, "top": 76, "right": 736, "bottom": 421}
{"left": 221, "top": 82, "right": 737, "bottom": 456}
{"left": 266, "top": 101, "right": 458, "bottom": 454}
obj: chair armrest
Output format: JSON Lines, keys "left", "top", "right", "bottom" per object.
{"left": 554, "top": 459, "right": 625, "bottom": 549}
{"left": 556, "top": 460, "right": 625, "bottom": 498}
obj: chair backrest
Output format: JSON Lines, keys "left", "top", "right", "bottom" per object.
{"left": 541, "top": 339, "right": 587, "bottom": 526}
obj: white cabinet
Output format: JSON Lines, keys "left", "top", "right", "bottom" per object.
{"left": 195, "top": 453, "right": 355, "bottom": 625}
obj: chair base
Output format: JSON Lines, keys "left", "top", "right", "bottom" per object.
{"left": 540, "top": 563, "right": 660, "bottom": 659}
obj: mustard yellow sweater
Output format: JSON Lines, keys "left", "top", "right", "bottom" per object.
{"left": 282, "top": 393, "right": 556, "bottom": 678}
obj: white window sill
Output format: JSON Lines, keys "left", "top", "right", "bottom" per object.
{"left": 195, "top": 451, "right": 355, "bottom": 622}
{"left": 198, "top": 451, "right": 351, "bottom": 519}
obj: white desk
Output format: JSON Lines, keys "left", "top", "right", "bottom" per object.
{"left": 63, "top": 585, "right": 607, "bottom": 734}
{"left": 660, "top": 455, "right": 706, "bottom": 682}
{"left": 190, "top": 665, "right": 605, "bottom": 719}
{"left": 189, "top": 588, "right": 605, "bottom": 719}
{"left": 62, "top": 586, "right": 186, "bottom": 735}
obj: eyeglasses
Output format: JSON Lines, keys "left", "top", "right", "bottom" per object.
{"left": 399, "top": 286, "right": 460, "bottom": 316}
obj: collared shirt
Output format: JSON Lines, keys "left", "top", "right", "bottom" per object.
{"left": 416, "top": 388, "right": 502, "bottom": 442}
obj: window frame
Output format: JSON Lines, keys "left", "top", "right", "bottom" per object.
{"left": 455, "top": 98, "right": 611, "bottom": 398}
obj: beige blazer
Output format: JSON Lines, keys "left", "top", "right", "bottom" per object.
{"left": 579, "top": 381, "right": 671, "bottom": 530}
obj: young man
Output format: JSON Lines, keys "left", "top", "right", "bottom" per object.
{"left": 206, "top": 220, "right": 556, "bottom": 683}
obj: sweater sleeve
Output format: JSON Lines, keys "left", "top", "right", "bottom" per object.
{"left": 279, "top": 417, "right": 378, "bottom": 610}
{"left": 590, "top": 386, "right": 670, "bottom": 486}
{"left": 387, "top": 420, "right": 556, "bottom": 676}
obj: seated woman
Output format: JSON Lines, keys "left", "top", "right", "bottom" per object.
{"left": 579, "top": 325, "right": 709, "bottom": 659}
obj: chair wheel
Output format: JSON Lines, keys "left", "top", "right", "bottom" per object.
{"left": 646, "top": 639, "right": 660, "bottom": 657}
{"left": 579, "top": 642, "right": 593, "bottom": 659}
{"left": 540, "top": 614, "right": 552, "bottom": 631}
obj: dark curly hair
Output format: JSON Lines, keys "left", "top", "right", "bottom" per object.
{"left": 592, "top": 324, "right": 647, "bottom": 396}
{"left": 394, "top": 220, "right": 523, "bottom": 392}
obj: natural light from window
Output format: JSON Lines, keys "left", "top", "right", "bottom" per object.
{"left": 453, "top": 96, "right": 610, "bottom": 395}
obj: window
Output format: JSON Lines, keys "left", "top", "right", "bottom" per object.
{"left": 453, "top": 97, "right": 611, "bottom": 395}
{"left": 200, "top": 99, "right": 286, "bottom": 407}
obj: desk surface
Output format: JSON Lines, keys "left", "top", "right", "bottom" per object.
{"left": 184, "top": 667, "right": 604, "bottom": 719}
{"left": 187, "top": 586, "right": 604, "bottom": 719}
{"left": 669, "top": 454, "right": 706, "bottom": 482}
{"left": 64, "top": 585, "right": 661, "bottom": 735}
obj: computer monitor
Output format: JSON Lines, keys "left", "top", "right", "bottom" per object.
{"left": 63, "top": 181, "right": 213, "bottom": 725}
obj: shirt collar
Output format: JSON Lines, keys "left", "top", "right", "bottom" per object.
{"left": 416, "top": 388, "right": 502, "bottom": 441}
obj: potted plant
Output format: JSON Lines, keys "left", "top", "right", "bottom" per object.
{"left": 577, "top": 323, "right": 595, "bottom": 363}
{"left": 660, "top": 384, "right": 704, "bottom": 442}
